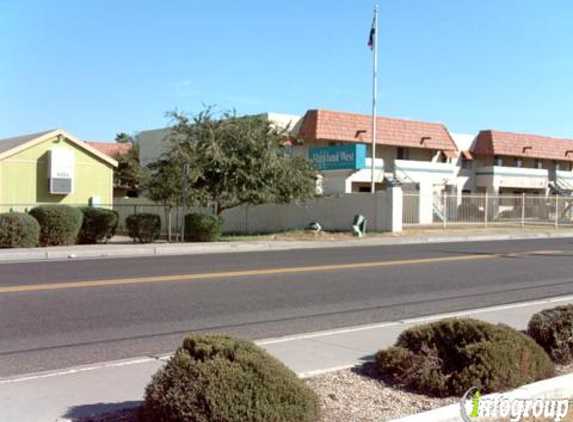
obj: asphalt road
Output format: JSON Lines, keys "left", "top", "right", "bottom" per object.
{"left": 2, "top": 237, "right": 573, "bottom": 377}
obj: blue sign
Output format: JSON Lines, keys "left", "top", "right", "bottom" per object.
{"left": 309, "top": 144, "right": 367, "bottom": 171}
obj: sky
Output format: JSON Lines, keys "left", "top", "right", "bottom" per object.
{"left": 1, "top": 0, "right": 572, "bottom": 142}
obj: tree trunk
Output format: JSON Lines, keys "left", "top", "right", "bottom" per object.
{"left": 167, "top": 206, "right": 172, "bottom": 242}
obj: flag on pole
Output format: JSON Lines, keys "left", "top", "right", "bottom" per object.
{"left": 367, "top": 14, "right": 376, "bottom": 49}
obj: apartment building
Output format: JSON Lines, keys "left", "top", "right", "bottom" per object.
{"left": 468, "top": 130, "right": 573, "bottom": 196}
{"left": 135, "top": 109, "right": 573, "bottom": 208}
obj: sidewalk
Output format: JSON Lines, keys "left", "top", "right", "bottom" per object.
{"left": 1, "top": 228, "right": 573, "bottom": 262}
{"left": 2, "top": 295, "right": 573, "bottom": 422}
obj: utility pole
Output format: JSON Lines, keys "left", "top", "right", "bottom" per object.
{"left": 181, "top": 163, "right": 189, "bottom": 242}
{"left": 369, "top": 5, "right": 379, "bottom": 193}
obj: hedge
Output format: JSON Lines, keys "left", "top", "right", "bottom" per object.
{"left": 529, "top": 305, "right": 573, "bottom": 364}
{"left": 77, "top": 207, "right": 119, "bottom": 244}
{"left": 140, "top": 334, "right": 320, "bottom": 422}
{"left": 0, "top": 212, "right": 40, "bottom": 248}
{"left": 376, "top": 318, "right": 554, "bottom": 397}
{"left": 29, "top": 205, "right": 83, "bottom": 246}
{"left": 126, "top": 213, "right": 161, "bottom": 243}
{"left": 184, "top": 213, "right": 223, "bottom": 242}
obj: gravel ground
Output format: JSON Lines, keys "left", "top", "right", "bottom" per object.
{"left": 306, "top": 363, "right": 457, "bottom": 422}
{"left": 74, "top": 363, "right": 573, "bottom": 422}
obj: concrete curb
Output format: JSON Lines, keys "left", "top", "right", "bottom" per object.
{"left": 386, "top": 373, "right": 573, "bottom": 422}
{"left": 1, "top": 230, "right": 573, "bottom": 263}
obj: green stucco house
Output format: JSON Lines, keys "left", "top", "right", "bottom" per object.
{"left": 0, "top": 129, "right": 117, "bottom": 211}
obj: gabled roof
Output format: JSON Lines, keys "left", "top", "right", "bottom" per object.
{"left": 0, "top": 130, "right": 55, "bottom": 154}
{"left": 0, "top": 129, "right": 118, "bottom": 167}
{"left": 298, "top": 109, "right": 457, "bottom": 152}
{"left": 473, "top": 130, "right": 573, "bottom": 162}
{"left": 88, "top": 141, "right": 131, "bottom": 158}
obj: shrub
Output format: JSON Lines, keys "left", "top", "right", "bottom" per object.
{"left": 376, "top": 318, "right": 554, "bottom": 397}
{"left": 29, "top": 205, "right": 83, "bottom": 246}
{"left": 125, "top": 213, "right": 160, "bottom": 243}
{"left": 529, "top": 305, "right": 573, "bottom": 364}
{"left": 0, "top": 212, "right": 40, "bottom": 248}
{"left": 77, "top": 207, "right": 119, "bottom": 244}
{"left": 140, "top": 334, "right": 320, "bottom": 422}
{"left": 184, "top": 212, "right": 223, "bottom": 242}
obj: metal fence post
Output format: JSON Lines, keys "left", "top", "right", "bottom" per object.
{"left": 555, "top": 194, "right": 559, "bottom": 229}
{"left": 521, "top": 193, "right": 525, "bottom": 228}
{"left": 484, "top": 192, "right": 489, "bottom": 228}
{"left": 443, "top": 192, "right": 447, "bottom": 229}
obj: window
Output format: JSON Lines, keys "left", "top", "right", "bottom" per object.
{"left": 494, "top": 155, "right": 503, "bottom": 166}
{"left": 514, "top": 157, "right": 523, "bottom": 168}
{"left": 461, "top": 158, "right": 472, "bottom": 169}
{"left": 555, "top": 161, "right": 561, "bottom": 172}
{"left": 397, "top": 147, "right": 409, "bottom": 160}
{"left": 534, "top": 159, "right": 543, "bottom": 169}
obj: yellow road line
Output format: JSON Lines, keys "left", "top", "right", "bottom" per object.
{"left": 0, "top": 250, "right": 554, "bottom": 294}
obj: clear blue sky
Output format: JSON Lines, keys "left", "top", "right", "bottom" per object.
{"left": 1, "top": 0, "right": 572, "bottom": 141}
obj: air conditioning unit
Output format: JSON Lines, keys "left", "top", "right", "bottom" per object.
{"left": 48, "top": 149, "right": 74, "bottom": 194}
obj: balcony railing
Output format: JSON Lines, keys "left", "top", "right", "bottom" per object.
{"left": 394, "top": 159, "right": 455, "bottom": 184}
{"left": 476, "top": 166, "right": 548, "bottom": 189}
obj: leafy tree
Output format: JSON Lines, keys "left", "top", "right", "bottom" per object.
{"left": 115, "top": 132, "right": 132, "bottom": 144}
{"left": 165, "top": 108, "right": 317, "bottom": 215}
{"left": 113, "top": 133, "right": 146, "bottom": 197}
{"left": 144, "top": 156, "right": 206, "bottom": 241}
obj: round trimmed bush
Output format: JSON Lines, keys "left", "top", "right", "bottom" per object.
{"left": 184, "top": 212, "right": 223, "bottom": 242}
{"left": 0, "top": 212, "right": 40, "bottom": 248}
{"left": 77, "top": 207, "right": 119, "bottom": 244}
{"left": 126, "top": 213, "right": 160, "bottom": 243}
{"left": 139, "top": 334, "right": 320, "bottom": 422}
{"left": 376, "top": 318, "right": 554, "bottom": 397}
{"left": 29, "top": 205, "right": 83, "bottom": 246}
{"left": 529, "top": 305, "right": 573, "bottom": 364}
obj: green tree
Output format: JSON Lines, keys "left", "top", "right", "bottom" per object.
{"left": 144, "top": 155, "right": 206, "bottom": 241}
{"left": 113, "top": 133, "right": 146, "bottom": 197}
{"left": 115, "top": 132, "right": 132, "bottom": 144}
{"left": 165, "top": 108, "right": 317, "bottom": 215}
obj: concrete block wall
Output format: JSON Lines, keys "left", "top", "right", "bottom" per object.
{"left": 115, "top": 189, "right": 403, "bottom": 236}
{"left": 218, "top": 190, "right": 402, "bottom": 233}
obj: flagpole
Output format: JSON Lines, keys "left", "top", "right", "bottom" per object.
{"left": 370, "top": 5, "right": 378, "bottom": 193}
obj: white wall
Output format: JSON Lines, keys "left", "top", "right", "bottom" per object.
{"left": 115, "top": 190, "right": 403, "bottom": 235}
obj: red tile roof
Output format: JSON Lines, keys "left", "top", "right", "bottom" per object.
{"left": 472, "top": 130, "right": 573, "bottom": 162}
{"left": 87, "top": 142, "right": 131, "bottom": 158}
{"left": 298, "top": 109, "right": 457, "bottom": 152}
{"left": 462, "top": 150, "right": 474, "bottom": 160}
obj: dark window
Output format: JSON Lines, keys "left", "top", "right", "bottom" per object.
{"left": 494, "top": 155, "right": 503, "bottom": 166}
{"left": 534, "top": 159, "right": 543, "bottom": 169}
{"left": 515, "top": 157, "right": 522, "bottom": 168}
{"left": 461, "top": 158, "right": 472, "bottom": 169}
{"left": 397, "top": 147, "right": 409, "bottom": 160}
{"left": 555, "top": 161, "right": 561, "bottom": 171}
{"left": 358, "top": 186, "right": 370, "bottom": 193}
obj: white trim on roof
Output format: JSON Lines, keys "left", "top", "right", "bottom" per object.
{"left": 0, "top": 129, "right": 118, "bottom": 167}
